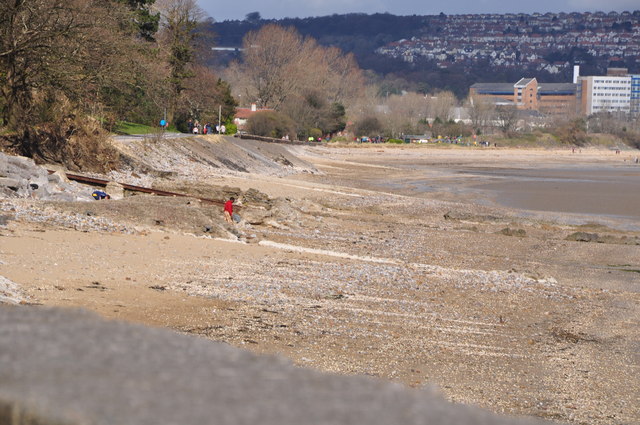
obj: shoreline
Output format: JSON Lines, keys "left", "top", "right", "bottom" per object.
{"left": 1, "top": 143, "right": 639, "bottom": 425}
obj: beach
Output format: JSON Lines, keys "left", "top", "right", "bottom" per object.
{"left": 1, "top": 141, "right": 639, "bottom": 424}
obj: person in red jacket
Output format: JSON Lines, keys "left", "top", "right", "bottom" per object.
{"left": 224, "top": 197, "right": 235, "bottom": 223}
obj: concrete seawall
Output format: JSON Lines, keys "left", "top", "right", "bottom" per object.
{"left": 0, "top": 306, "right": 549, "bottom": 425}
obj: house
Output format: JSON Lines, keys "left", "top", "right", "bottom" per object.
{"left": 233, "top": 103, "right": 272, "bottom": 130}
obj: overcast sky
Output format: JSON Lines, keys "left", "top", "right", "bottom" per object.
{"left": 199, "top": 0, "right": 639, "bottom": 22}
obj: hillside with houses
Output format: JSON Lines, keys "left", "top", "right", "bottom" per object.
{"left": 210, "top": 11, "right": 640, "bottom": 97}
{"left": 375, "top": 12, "right": 640, "bottom": 73}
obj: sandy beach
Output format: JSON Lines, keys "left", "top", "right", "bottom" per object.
{"left": 1, "top": 140, "right": 639, "bottom": 424}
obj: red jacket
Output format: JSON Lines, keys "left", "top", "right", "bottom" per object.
{"left": 224, "top": 200, "right": 233, "bottom": 214}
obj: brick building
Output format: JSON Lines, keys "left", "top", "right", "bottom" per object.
{"left": 469, "top": 78, "right": 577, "bottom": 116}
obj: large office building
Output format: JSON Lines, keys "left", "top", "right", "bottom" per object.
{"left": 631, "top": 74, "right": 640, "bottom": 116}
{"left": 576, "top": 67, "right": 639, "bottom": 117}
{"left": 469, "top": 78, "right": 577, "bottom": 116}
{"left": 578, "top": 75, "right": 632, "bottom": 115}
{"left": 470, "top": 67, "right": 640, "bottom": 118}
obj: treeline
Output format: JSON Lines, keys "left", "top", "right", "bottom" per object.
{"left": 0, "top": 0, "right": 236, "bottom": 169}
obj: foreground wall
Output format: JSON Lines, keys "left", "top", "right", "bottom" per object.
{"left": 0, "top": 306, "right": 550, "bottom": 425}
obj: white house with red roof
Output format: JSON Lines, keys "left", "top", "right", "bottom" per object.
{"left": 233, "top": 103, "right": 273, "bottom": 130}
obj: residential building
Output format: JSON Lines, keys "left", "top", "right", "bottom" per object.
{"left": 233, "top": 103, "right": 272, "bottom": 130}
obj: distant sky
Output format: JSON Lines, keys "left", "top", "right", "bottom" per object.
{"left": 199, "top": 0, "right": 639, "bottom": 22}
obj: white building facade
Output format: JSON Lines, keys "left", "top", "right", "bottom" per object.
{"left": 631, "top": 74, "right": 640, "bottom": 116}
{"left": 579, "top": 76, "right": 632, "bottom": 115}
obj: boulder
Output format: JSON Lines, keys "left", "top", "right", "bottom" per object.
{"left": 0, "top": 154, "right": 7, "bottom": 177}
{"left": 565, "top": 232, "right": 599, "bottom": 243}
{"left": 105, "top": 181, "right": 125, "bottom": 200}
{"left": 0, "top": 177, "right": 22, "bottom": 191}
{"left": 498, "top": 228, "right": 526, "bottom": 237}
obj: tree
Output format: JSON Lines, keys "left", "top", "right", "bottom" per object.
{"left": 495, "top": 105, "right": 519, "bottom": 134}
{"left": 352, "top": 116, "right": 383, "bottom": 137}
{"left": 382, "top": 92, "right": 431, "bottom": 136}
{"left": 429, "top": 91, "right": 456, "bottom": 122}
{"left": 0, "top": 0, "right": 148, "bottom": 162}
{"left": 154, "top": 0, "right": 206, "bottom": 122}
{"left": 465, "top": 94, "right": 495, "bottom": 132}
{"left": 553, "top": 118, "right": 588, "bottom": 145}
{"left": 236, "top": 25, "right": 312, "bottom": 109}
{"left": 175, "top": 65, "right": 237, "bottom": 130}
{"left": 118, "top": 0, "right": 160, "bottom": 41}
{"left": 231, "top": 24, "right": 364, "bottom": 111}
{"left": 245, "top": 12, "right": 261, "bottom": 22}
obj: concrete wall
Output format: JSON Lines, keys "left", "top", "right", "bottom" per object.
{"left": 0, "top": 306, "right": 551, "bottom": 425}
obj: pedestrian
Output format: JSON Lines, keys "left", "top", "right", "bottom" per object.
{"left": 224, "top": 197, "right": 235, "bottom": 224}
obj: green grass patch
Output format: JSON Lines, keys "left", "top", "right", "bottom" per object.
{"left": 113, "top": 121, "right": 157, "bottom": 135}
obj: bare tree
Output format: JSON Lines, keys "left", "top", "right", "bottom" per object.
{"left": 236, "top": 25, "right": 312, "bottom": 109}
{"left": 429, "top": 91, "right": 456, "bottom": 122}
{"left": 495, "top": 105, "right": 518, "bottom": 134}
{"left": 1, "top": 0, "right": 124, "bottom": 129}
{"left": 179, "top": 65, "right": 237, "bottom": 126}
{"left": 465, "top": 94, "right": 495, "bottom": 132}
{"left": 232, "top": 24, "right": 363, "bottom": 111}
{"left": 383, "top": 92, "right": 430, "bottom": 136}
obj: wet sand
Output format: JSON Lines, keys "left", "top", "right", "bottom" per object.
{"left": 449, "top": 166, "right": 640, "bottom": 229}
{"left": 302, "top": 146, "right": 640, "bottom": 230}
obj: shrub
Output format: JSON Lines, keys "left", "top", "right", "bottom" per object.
{"left": 307, "top": 127, "right": 322, "bottom": 139}
{"left": 247, "top": 111, "right": 296, "bottom": 138}
{"left": 553, "top": 118, "right": 589, "bottom": 146}
{"left": 224, "top": 122, "right": 237, "bottom": 134}
{"left": 387, "top": 138, "right": 404, "bottom": 144}
{"left": 352, "top": 115, "right": 383, "bottom": 137}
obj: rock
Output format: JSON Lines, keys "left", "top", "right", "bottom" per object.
{"left": 6, "top": 155, "right": 40, "bottom": 181}
{"left": 264, "top": 219, "right": 289, "bottom": 230}
{"left": 0, "top": 177, "right": 22, "bottom": 191}
{"left": 498, "top": 228, "right": 526, "bottom": 237}
{"left": 565, "top": 232, "right": 600, "bottom": 243}
{"left": 0, "top": 153, "right": 88, "bottom": 201}
{"left": 242, "top": 188, "right": 272, "bottom": 207}
{"left": 444, "top": 211, "right": 501, "bottom": 222}
{"left": 0, "top": 215, "right": 10, "bottom": 226}
{"left": 105, "top": 181, "right": 125, "bottom": 200}
{"left": 45, "top": 164, "right": 71, "bottom": 183}
{"left": 0, "top": 154, "right": 7, "bottom": 177}
{"left": 0, "top": 276, "right": 27, "bottom": 304}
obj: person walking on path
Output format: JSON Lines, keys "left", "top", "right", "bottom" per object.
{"left": 224, "top": 197, "right": 235, "bottom": 223}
